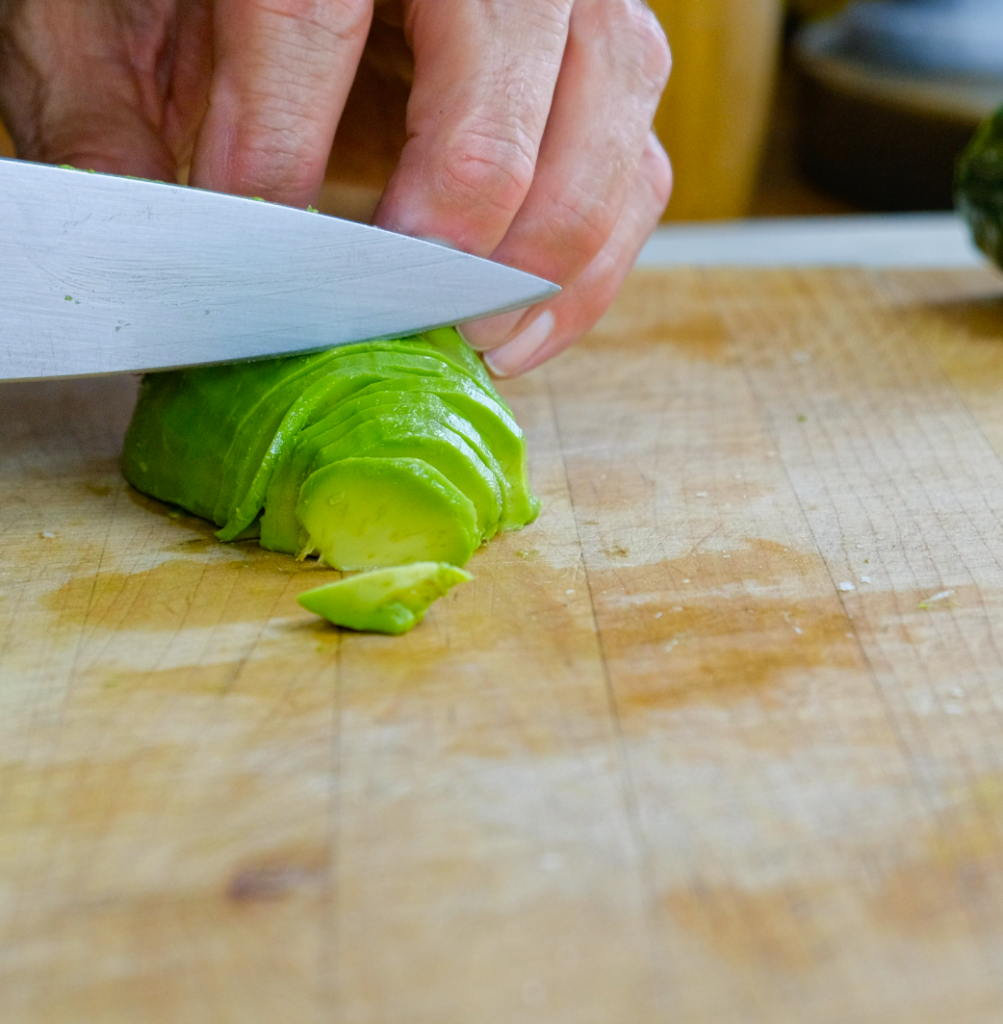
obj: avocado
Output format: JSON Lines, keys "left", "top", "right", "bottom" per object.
{"left": 957, "top": 105, "right": 1003, "bottom": 268}
{"left": 294, "top": 378, "right": 536, "bottom": 527}
{"left": 297, "top": 562, "right": 473, "bottom": 634}
{"left": 260, "top": 404, "right": 503, "bottom": 553}
{"left": 296, "top": 457, "right": 480, "bottom": 569}
{"left": 122, "top": 329, "right": 538, "bottom": 574}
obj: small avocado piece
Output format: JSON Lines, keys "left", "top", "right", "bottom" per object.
{"left": 296, "top": 457, "right": 480, "bottom": 570}
{"left": 298, "top": 561, "right": 473, "bottom": 634}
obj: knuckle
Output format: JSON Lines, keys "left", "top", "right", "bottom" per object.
{"left": 258, "top": 0, "right": 371, "bottom": 45}
{"left": 232, "top": 123, "right": 325, "bottom": 198}
{"left": 438, "top": 122, "right": 536, "bottom": 217}
{"left": 545, "top": 186, "right": 614, "bottom": 261}
{"left": 643, "top": 134, "right": 673, "bottom": 212}
{"left": 627, "top": 3, "right": 672, "bottom": 91}
{"left": 582, "top": 0, "right": 672, "bottom": 94}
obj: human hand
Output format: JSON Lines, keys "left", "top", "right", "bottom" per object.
{"left": 0, "top": 0, "right": 671, "bottom": 377}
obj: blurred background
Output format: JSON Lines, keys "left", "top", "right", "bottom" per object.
{"left": 3, "top": 1, "right": 1001, "bottom": 225}
{"left": 653, "top": 0, "right": 1003, "bottom": 220}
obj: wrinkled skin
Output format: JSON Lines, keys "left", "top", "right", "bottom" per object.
{"left": 0, "top": 0, "right": 672, "bottom": 375}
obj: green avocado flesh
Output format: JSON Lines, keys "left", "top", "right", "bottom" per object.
{"left": 122, "top": 329, "right": 539, "bottom": 570}
{"left": 297, "top": 562, "right": 473, "bottom": 635}
{"left": 957, "top": 105, "right": 1003, "bottom": 268}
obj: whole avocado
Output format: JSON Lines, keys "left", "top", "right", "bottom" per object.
{"left": 956, "top": 106, "right": 1003, "bottom": 269}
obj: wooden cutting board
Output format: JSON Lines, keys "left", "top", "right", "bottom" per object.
{"left": 5, "top": 266, "right": 1003, "bottom": 1024}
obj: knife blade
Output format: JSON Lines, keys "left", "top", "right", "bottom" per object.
{"left": 0, "top": 158, "right": 559, "bottom": 381}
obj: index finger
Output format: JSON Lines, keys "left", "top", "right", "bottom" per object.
{"left": 190, "top": 0, "right": 374, "bottom": 207}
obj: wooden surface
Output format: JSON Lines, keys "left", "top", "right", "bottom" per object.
{"left": 6, "top": 267, "right": 1003, "bottom": 1022}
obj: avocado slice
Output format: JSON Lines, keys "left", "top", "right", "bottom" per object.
{"left": 296, "top": 457, "right": 480, "bottom": 569}
{"left": 297, "top": 562, "right": 473, "bottom": 635}
{"left": 292, "top": 380, "right": 533, "bottom": 526}
{"left": 260, "top": 409, "right": 503, "bottom": 554}
{"left": 259, "top": 378, "right": 534, "bottom": 554}
{"left": 217, "top": 349, "right": 475, "bottom": 539}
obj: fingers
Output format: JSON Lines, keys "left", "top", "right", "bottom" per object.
{"left": 190, "top": 0, "right": 374, "bottom": 206}
{"left": 373, "top": 0, "right": 572, "bottom": 254}
{"left": 460, "top": 0, "right": 670, "bottom": 352}
{"left": 485, "top": 131, "right": 671, "bottom": 377}
{"left": 0, "top": 0, "right": 203, "bottom": 180}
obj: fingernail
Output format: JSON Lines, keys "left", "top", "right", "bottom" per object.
{"left": 484, "top": 311, "right": 555, "bottom": 377}
{"left": 458, "top": 310, "right": 525, "bottom": 351}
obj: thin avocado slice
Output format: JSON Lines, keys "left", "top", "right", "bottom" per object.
{"left": 297, "top": 562, "right": 473, "bottom": 635}
{"left": 217, "top": 351, "right": 467, "bottom": 539}
{"left": 291, "top": 381, "right": 531, "bottom": 525}
{"left": 261, "top": 389, "right": 508, "bottom": 553}
{"left": 260, "top": 412, "right": 502, "bottom": 554}
{"left": 421, "top": 327, "right": 495, "bottom": 385}
{"left": 316, "top": 419, "right": 502, "bottom": 535}
{"left": 296, "top": 457, "right": 480, "bottom": 570}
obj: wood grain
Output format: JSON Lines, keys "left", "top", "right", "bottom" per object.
{"left": 4, "top": 267, "right": 1003, "bottom": 1022}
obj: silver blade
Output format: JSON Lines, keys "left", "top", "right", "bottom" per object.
{"left": 0, "top": 159, "right": 559, "bottom": 381}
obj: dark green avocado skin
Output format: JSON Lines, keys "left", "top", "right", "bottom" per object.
{"left": 957, "top": 107, "right": 1003, "bottom": 269}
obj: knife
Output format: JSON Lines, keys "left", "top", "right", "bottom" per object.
{"left": 0, "top": 158, "right": 559, "bottom": 381}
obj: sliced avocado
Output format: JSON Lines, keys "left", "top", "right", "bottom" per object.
{"left": 296, "top": 457, "right": 480, "bottom": 570}
{"left": 122, "top": 330, "right": 539, "bottom": 579}
{"left": 125, "top": 348, "right": 341, "bottom": 526}
{"left": 261, "top": 387, "right": 512, "bottom": 553}
{"left": 218, "top": 336, "right": 513, "bottom": 541}
{"left": 297, "top": 561, "right": 473, "bottom": 635}
{"left": 292, "top": 381, "right": 533, "bottom": 527}
{"left": 217, "top": 350, "right": 468, "bottom": 539}
{"left": 315, "top": 420, "right": 502, "bottom": 535}
{"left": 260, "top": 410, "right": 502, "bottom": 554}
